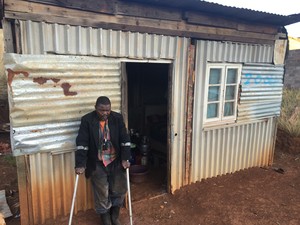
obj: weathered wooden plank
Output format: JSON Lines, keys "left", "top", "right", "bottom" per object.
{"left": 185, "top": 44, "right": 195, "bottom": 185}
{"left": 4, "top": 11, "right": 275, "bottom": 45}
{"left": 16, "top": 155, "right": 34, "bottom": 225}
{"left": 185, "top": 11, "right": 278, "bottom": 34}
{"left": 26, "top": 0, "right": 116, "bottom": 14}
{"left": 116, "top": 1, "right": 182, "bottom": 21}
{"left": 14, "top": 20, "right": 22, "bottom": 54}
{"left": 10, "top": 0, "right": 183, "bottom": 21}
{"left": 4, "top": 0, "right": 276, "bottom": 44}
{"left": 2, "top": 19, "right": 15, "bottom": 53}
{"left": 185, "top": 11, "right": 238, "bottom": 30}
{"left": 237, "top": 23, "right": 277, "bottom": 34}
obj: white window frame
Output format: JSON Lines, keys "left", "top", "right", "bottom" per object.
{"left": 203, "top": 63, "right": 242, "bottom": 126}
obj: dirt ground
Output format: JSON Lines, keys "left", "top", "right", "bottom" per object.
{"left": 1, "top": 132, "right": 300, "bottom": 225}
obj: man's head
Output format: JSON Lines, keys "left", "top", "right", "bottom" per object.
{"left": 95, "top": 96, "right": 111, "bottom": 121}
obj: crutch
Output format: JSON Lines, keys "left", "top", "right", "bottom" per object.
{"left": 126, "top": 167, "right": 133, "bottom": 225}
{"left": 68, "top": 174, "right": 79, "bottom": 225}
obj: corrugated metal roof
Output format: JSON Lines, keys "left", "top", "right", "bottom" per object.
{"left": 127, "top": 0, "right": 300, "bottom": 26}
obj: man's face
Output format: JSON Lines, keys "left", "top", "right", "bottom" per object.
{"left": 95, "top": 104, "right": 111, "bottom": 121}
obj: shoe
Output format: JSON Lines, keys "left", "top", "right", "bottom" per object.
{"left": 100, "top": 212, "right": 112, "bottom": 225}
{"left": 111, "top": 206, "right": 121, "bottom": 225}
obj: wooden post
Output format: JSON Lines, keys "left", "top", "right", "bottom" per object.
{"left": 184, "top": 43, "right": 195, "bottom": 185}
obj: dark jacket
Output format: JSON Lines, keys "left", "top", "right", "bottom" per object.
{"left": 75, "top": 110, "right": 131, "bottom": 178}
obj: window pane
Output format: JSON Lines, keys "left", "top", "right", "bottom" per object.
{"left": 225, "top": 86, "right": 235, "bottom": 100}
{"left": 207, "top": 103, "right": 219, "bottom": 118}
{"left": 227, "top": 69, "right": 237, "bottom": 84}
{"left": 224, "top": 102, "right": 234, "bottom": 116}
{"left": 208, "top": 86, "right": 220, "bottom": 101}
{"left": 209, "top": 69, "right": 221, "bottom": 84}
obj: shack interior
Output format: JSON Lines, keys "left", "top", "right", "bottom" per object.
{"left": 126, "top": 62, "right": 169, "bottom": 201}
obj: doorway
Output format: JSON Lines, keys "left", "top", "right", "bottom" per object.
{"left": 125, "top": 62, "right": 170, "bottom": 201}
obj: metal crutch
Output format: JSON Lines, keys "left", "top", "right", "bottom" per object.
{"left": 68, "top": 174, "right": 79, "bottom": 225}
{"left": 126, "top": 167, "right": 133, "bottom": 225}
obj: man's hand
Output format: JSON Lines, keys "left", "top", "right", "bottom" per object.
{"left": 75, "top": 167, "right": 85, "bottom": 175}
{"left": 122, "top": 160, "right": 130, "bottom": 169}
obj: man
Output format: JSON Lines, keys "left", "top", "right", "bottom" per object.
{"left": 75, "top": 96, "right": 131, "bottom": 225}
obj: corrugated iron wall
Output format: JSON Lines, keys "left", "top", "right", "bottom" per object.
{"left": 191, "top": 40, "right": 278, "bottom": 183}
{"left": 192, "top": 118, "right": 277, "bottom": 181}
{"left": 170, "top": 37, "right": 189, "bottom": 191}
{"left": 29, "top": 152, "right": 94, "bottom": 223}
{"left": 20, "top": 20, "right": 177, "bottom": 59}
{"left": 6, "top": 54, "right": 122, "bottom": 156}
{"left": 8, "top": 20, "right": 189, "bottom": 224}
{"left": 239, "top": 64, "right": 284, "bottom": 121}
{"left": 5, "top": 54, "right": 121, "bottom": 224}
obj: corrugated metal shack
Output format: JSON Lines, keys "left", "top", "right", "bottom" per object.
{"left": 1, "top": 0, "right": 300, "bottom": 224}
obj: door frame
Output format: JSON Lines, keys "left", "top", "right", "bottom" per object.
{"left": 121, "top": 60, "right": 172, "bottom": 193}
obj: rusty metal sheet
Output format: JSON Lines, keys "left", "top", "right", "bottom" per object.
{"left": 5, "top": 53, "right": 121, "bottom": 156}
{"left": 10, "top": 22, "right": 191, "bottom": 225}
{"left": 17, "top": 20, "right": 191, "bottom": 193}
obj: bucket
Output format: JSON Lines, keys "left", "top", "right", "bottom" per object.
{"left": 129, "top": 165, "right": 149, "bottom": 183}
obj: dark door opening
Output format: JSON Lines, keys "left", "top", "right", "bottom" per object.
{"left": 126, "top": 62, "right": 169, "bottom": 201}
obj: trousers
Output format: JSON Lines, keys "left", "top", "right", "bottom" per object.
{"left": 90, "top": 159, "right": 127, "bottom": 214}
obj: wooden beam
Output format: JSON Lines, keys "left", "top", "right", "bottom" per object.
{"left": 4, "top": 0, "right": 277, "bottom": 44}
{"left": 5, "top": 11, "right": 275, "bottom": 45}
{"left": 25, "top": 0, "right": 183, "bottom": 21}
{"left": 185, "top": 44, "right": 195, "bottom": 185}
{"left": 14, "top": 20, "right": 22, "bottom": 54}
{"left": 185, "top": 11, "right": 238, "bottom": 30}
{"left": 26, "top": 0, "right": 116, "bottom": 15}
{"left": 116, "top": 1, "right": 182, "bottom": 21}
{"left": 185, "top": 11, "right": 278, "bottom": 35}
{"left": 2, "top": 19, "right": 15, "bottom": 53}
{"left": 16, "top": 155, "right": 34, "bottom": 225}
{"left": 21, "top": 0, "right": 279, "bottom": 35}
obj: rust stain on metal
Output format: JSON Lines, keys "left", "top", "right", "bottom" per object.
{"left": 33, "top": 77, "right": 49, "bottom": 85}
{"left": 30, "top": 129, "right": 45, "bottom": 133}
{"left": 7, "top": 69, "right": 29, "bottom": 88}
{"left": 33, "top": 77, "right": 61, "bottom": 85}
{"left": 61, "top": 82, "right": 77, "bottom": 96}
{"left": 51, "top": 78, "right": 60, "bottom": 83}
{"left": 32, "top": 77, "right": 75, "bottom": 96}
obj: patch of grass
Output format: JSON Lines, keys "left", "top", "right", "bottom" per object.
{"left": 3, "top": 155, "right": 16, "bottom": 167}
{"left": 278, "top": 88, "right": 300, "bottom": 137}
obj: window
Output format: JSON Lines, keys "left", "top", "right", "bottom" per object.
{"left": 203, "top": 64, "right": 241, "bottom": 125}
